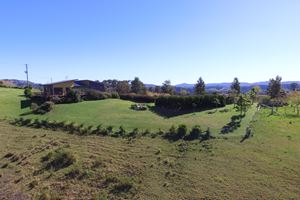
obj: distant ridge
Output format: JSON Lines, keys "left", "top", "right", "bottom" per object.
{"left": 0, "top": 79, "right": 42, "bottom": 89}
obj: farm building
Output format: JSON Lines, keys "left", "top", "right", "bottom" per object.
{"left": 43, "top": 80, "right": 105, "bottom": 97}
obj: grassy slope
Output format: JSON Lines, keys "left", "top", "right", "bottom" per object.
{"left": 0, "top": 87, "right": 255, "bottom": 135}
{"left": 0, "top": 106, "right": 300, "bottom": 199}
{"left": 0, "top": 88, "right": 30, "bottom": 118}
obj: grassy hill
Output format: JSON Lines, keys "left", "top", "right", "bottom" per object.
{"left": 0, "top": 107, "right": 299, "bottom": 199}
{"left": 1, "top": 87, "right": 299, "bottom": 199}
{"left": 0, "top": 87, "right": 255, "bottom": 135}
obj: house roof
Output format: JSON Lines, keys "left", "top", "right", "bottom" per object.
{"left": 43, "top": 79, "right": 78, "bottom": 86}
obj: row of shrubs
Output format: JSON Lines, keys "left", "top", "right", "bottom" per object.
{"left": 10, "top": 118, "right": 213, "bottom": 142}
{"left": 119, "top": 93, "right": 156, "bottom": 103}
{"left": 82, "top": 90, "right": 120, "bottom": 101}
{"left": 164, "top": 124, "right": 213, "bottom": 141}
{"left": 155, "top": 95, "right": 227, "bottom": 110}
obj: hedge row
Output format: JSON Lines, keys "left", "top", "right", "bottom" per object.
{"left": 120, "top": 93, "right": 156, "bottom": 103}
{"left": 10, "top": 118, "right": 213, "bottom": 142}
{"left": 155, "top": 95, "right": 227, "bottom": 110}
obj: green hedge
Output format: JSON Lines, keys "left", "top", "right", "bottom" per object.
{"left": 155, "top": 95, "right": 226, "bottom": 110}
{"left": 120, "top": 94, "right": 156, "bottom": 103}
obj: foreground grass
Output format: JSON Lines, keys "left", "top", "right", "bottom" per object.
{"left": 0, "top": 107, "right": 299, "bottom": 199}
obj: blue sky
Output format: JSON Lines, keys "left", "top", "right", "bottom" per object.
{"left": 0, "top": 0, "right": 300, "bottom": 84}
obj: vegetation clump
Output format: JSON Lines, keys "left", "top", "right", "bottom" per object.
{"left": 155, "top": 95, "right": 226, "bottom": 110}
{"left": 42, "top": 148, "right": 76, "bottom": 171}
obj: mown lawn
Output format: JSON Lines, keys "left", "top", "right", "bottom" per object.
{"left": 0, "top": 107, "right": 299, "bottom": 199}
{"left": 0, "top": 87, "right": 256, "bottom": 135}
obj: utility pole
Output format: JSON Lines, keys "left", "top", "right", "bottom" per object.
{"left": 24, "top": 64, "right": 29, "bottom": 88}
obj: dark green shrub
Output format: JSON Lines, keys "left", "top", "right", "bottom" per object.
{"left": 50, "top": 96, "right": 63, "bottom": 104}
{"left": 128, "top": 128, "right": 139, "bottom": 138}
{"left": 186, "top": 125, "right": 202, "bottom": 140}
{"left": 24, "top": 87, "right": 32, "bottom": 98}
{"left": 202, "top": 128, "right": 212, "bottom": 141}
{"left": 30, "top": 103, "right": 39, "bottom": 112}
{"left": 142, "top": 129, "right": 150, "bottom": 136}
{"left": 110, "top": 177, "right": 134, "bottom": 194}
{"left": 65, "top": 165, "right": 89, "bottom": 180}
{"left": 111, "top": 92, "right": 120, "bottom": 99}
{"left": 34, "top": 101, "right": 54, "bottom": 114}
{"left": 83, "top": 90, "right": 111, "bottom": 101}
{"left": 113, "top": 126, "right": 126, "bottom": 137}
{"left": 120, "top": 94, "right": 156, "bottom": 103}
{"left": 177, "top": 124, "right": 187, "bottom": 139}
{"left": 155, "top": 95, "right": 226, "bottom": 110}
{"left": 65, "top": 90, "right": 81, "bottom": 103}
{"left": 42, "top": 149, "right": 76, "bottom": 171}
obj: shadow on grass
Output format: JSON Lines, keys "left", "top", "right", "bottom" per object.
{"left": 148, "top": 106, "right": 215, "bottom": 118}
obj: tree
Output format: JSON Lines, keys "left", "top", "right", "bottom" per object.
{"left": 116, "top": 81, "right": 131, "bottom": 94}
{"left": 248, "top": 86, "right": 261, "bottom": 104}
{"left": 161, "top": 80, "right": 174, "bottom": 95}
{"left": 154, "top": 86, "right": 161, "bottom": 93}
{"left": 194, "top": 77, "right": 205, "bottom": 95}
{"left": 267, "top": 76, "right": 282, "bottom": 99}
{"left": 231, "top": 77, "right": 241, "bottom": 95}
{"left": 24, "top": 86, "right": 32, "bottom": 98}
{"left": 290, "top": 82, "right": 298, "bottom": 91}
{"left": 102, "top": 79, "right": 118, "bottom": 92}
{"left": 236, "top": 95, "right": 252, "bottom": 115}
{"left": 131, "top": 77, "right": 146, "bottom": 94}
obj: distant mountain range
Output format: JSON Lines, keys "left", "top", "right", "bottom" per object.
{"left": 0, "top": 79, "right": 42, "bottom": 89}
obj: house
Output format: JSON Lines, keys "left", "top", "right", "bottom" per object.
{"left": 43, "top": 79, "right": 105, "bottom": 97}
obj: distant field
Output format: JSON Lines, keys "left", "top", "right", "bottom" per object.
{"left": 0, "top": 87, "right": 256, "bottom": 135}
{"left": 0, "top": 107, "right": 299, "bottom": 199}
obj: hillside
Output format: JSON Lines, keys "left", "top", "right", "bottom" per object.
{"left": 0, "top": 107, "right": 300, "bottom": 199}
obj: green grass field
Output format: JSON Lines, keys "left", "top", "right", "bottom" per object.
{"left": 0, "top": 106, "right": 299, "bottom": 199}
{"left": 0, "top": 87, "right": 256, "bottom": 135}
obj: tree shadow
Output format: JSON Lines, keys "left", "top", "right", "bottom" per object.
{"left": 148, "top": 105, "right": 215, "bottom": 118}
{"left": 240, "top": 127, "right": 253, "bottom": 143}
{"left": 20, "top": 100, "right": 31, "bottom": 109}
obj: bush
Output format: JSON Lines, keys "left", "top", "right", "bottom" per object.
{"left": 50, "top": 96, "right": 63, "bottom": 104}
{"left": 164, "top": 124, "right": 187, "bottom": 141}
{"left": 32, "top": 101, "right": 54, "bottom": 114}
{"left": 31, "top": 95, "right": 46, "bottom": 105}
{"left": 83, "top": 90, "right": 110, "bottom": 101}
{"left": 120, "top": 93, "right": 156, "bottom": 103}
{"left": 42, "top": 149, "right": 76, "bottom": 171}
{"left": 112, "top": 126, "right": 126, "bottom": 137}
{"left": 30, "top": 103, "right": 39, "bottom": 112}
{"left": 202, "top": 128, "right": 212, "bottom": 141}
{"left": 65, "top": 90, "right": 81, "bottom": 103}
{"left": 65, "top": 165, "right": 89, "bottom": 180}
{"left": 24, "top": 87, "right": 32, "bottom": 98}
{"left": 155, "top": 95, "right": 226, "bottom": 110}
{"left": 177, "top": 124, "right": 187, "bottom": 139}
{"left": 127, "top": 128, "right": 139, "bottom": 138}
{"left": 111, "top": 92, "right": 120, "bottom": 99}
{"left": 186, "top": 125, "right": 202, "bottom": 140}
